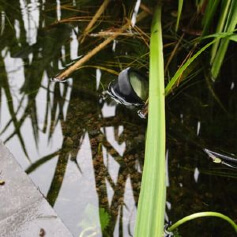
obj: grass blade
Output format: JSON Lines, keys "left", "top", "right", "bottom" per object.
{"left": 134, "top": 2, "right": 166, "bottom": 237}
{"left": 168, "top": 212, "right": 237, "bottom": 234}
{"left": 165, "top": 39, "right": 216, "bottom": 95}
{"left": 202, "top": 0, "right": 221, "bottom": 35}
{"left": 175, "top": 0, "right": 183, "bottom": 32}
{"left": 210, "top": 0, "right": 232, "bottom": 63}
{"left": 211, "top": 0, "right": 237, "bottom": 79}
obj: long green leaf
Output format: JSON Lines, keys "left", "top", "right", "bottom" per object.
{"left": 168, "top": 212, "right": 237, "bottom": 233}
{"left": 165, "top": 39, "right": 216, "bottom": 95}
{"left": 164, "top": 31, "right": 234, "bottom": 95}
{"left": 211, "top": 0, "right": 237, "bottom": 79}
{"left": 202, "top": 0, "right": 221, "bottom": 35}
{"left": 134, "top": 2, "right": 166, "bottom": 237}
{"left": 210, "top": 0, "right": 232, "bottom": 63}
{"left": 229, "top": 34, "right": 237, "bottom": 42}
{"left": 175, "top": 0, "right": 183, "bottom": 32}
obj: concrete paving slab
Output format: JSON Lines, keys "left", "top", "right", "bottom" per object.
{"left": 0, "top": 141, "right": 73, "bottom": 237}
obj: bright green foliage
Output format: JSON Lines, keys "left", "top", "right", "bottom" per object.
{"left": 202, "top": 0, "right": 221, "bottom": 35}
{"left": 165, "top": 39, "right": 216, "bottom": 95}
{"left": 210, "top": 0, "right": 237, "bottom": 79}
{"left": 175, "top": 0, "right": 183, "bottom": 32}
{"left": 201, "top": 0, "right": 237, "bottom": 80}
{"left": 168, "top": 212, "right": 237, "bottom": 234}
{"left": 134, "top": 1, "right": 166, "bottom": 237}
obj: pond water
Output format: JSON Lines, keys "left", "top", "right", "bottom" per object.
{"left": 0, "top": 1, "right": 237, "bottom": 237}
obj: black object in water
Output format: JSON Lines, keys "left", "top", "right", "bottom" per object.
{"left": 108, "top": 67, "right": 148, "bottom": 107}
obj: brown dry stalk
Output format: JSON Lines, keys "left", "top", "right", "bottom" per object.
{"left": 164, "top": 34, "right": 184, "bottom": 73}
{"left": 55, "top": 11, "right": 148, "bottom": 80}
{"left": 140, "top": 3, "right": 153, "bottom": 15}
{"left": 176, "top": 47, "right": 195, "bottom": 86}
{"left": 89, "top": 31, "right": 138, "bottom": 37}
{"left": 80, "top": 0, "right": 111, "bottom": 43}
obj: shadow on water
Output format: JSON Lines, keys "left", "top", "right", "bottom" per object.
{"left": 0, "top": 1, "right": 147, "bottom": 236}
{"left": 0, "top": 0, "right": 237, "bottom": 236}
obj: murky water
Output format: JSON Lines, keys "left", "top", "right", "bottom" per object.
{"left": 0, "top": 1, "right": 237, "bottom": 237}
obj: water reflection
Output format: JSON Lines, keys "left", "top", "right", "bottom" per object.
{"left": 0, "top": 1, "right": 146, "bottom": 236}
{"left": 1, "top": 1, "right": 237, "bottom": 237}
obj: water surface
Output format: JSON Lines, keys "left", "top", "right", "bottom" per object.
{"left": 0, "top": 1, "right": 237, "bottom": 237}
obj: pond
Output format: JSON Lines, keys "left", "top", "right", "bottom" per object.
{"left": 0, "top": 1, "right": 237, "bottom": 236}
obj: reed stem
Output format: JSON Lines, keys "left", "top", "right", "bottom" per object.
{"left": 134, "top": 1, "right": 166, "bottom": 236}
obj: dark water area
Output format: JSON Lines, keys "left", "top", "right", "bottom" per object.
{"left": 0, "top": 1, "right": 237, "bottom": 236}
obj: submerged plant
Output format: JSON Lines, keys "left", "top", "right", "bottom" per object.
{"left": 167, "top": 212, "right": 237, "bottom": 235}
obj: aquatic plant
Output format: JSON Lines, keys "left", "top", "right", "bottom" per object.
{"left": 0, "top": 0, "right": 237, "bottom": 236}
{"left": 203, "top": 0, "right": 237, "bottom": 80}
{"left": 135, "top": 1, "right": 237, "bottom": 236}
{"left": 167, "top": 211, "right": 237, "bottom": 235}
{"left": 135, "top": 2, "right": 166, "bottom": 236}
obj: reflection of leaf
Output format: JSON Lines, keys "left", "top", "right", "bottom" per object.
{"left": 25, "top": 150, "right": 60, "bottom": 174}
{"left": 0, "top": 56, "right": 30, "bottom": 160}
{"left": 47, "top": 151, "right": 69, "bottom": 206}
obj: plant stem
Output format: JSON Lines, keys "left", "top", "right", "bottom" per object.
{"left": 168, "top": 212, "right": 237, "bottom": 233}
{"left": 210, "top": 0, "right": 231, "bottom": 63}
{"left": 55, "top": 11, "right": 148, "bottom": 80}
{"left": 165, "top": 39, "right": 216, "bottom": 95}
{"left": 175, "top": 0, "right": 183, "bottom": 32}
{"left": 79, "top": 0, "right": 111, "bottom": 43}
{"left": 134, "top": 1, "right": 166, "bottom": 237}
{"left": 211, "top": 0, "right": 237, "bottom": 79}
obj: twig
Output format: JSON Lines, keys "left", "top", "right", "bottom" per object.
{"left": 55, "top": 11, "right": 148, "bottom": 80}
{"left": 140, "top": 3, "right": 153, "bottom": 15}
{"left": 89, "top": 31, "right": 139, "bottom": 37}
{"left": 79, "top": 0, "right": 111, "bottom": 43}
{"left": 164, "top": 34, "right": 184, "bottom": 73}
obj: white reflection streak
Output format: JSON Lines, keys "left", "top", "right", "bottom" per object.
{"left": 112, "top": 40, "right": 117, "bottom": 52}
{"left": 19, "top": 0, "right": 40, "bottom": 45}
{"left": 196, "top": 121, "right": 201, "bottom": 135}
{"left": 194, "top": 167, "right": 199, "bottom": 183}
{"left": 123, "top": 178, "right": 136, "bottom": 236}
{"left": 101, "top": 103, "right": 116, "bottom": 118}
{"left": 131, "top": 0, "right": 141, "bottom": 27}
{"left": 105, "top": 126, "right": 125, "bottom": 156}
{"left": 70, "top": 27, "right": 79, "bottom": 59}
{"left": 56, "top": 0, "right": 61, "bottom": 21}
{"left": 96, "top": 69, "right": 101, "bottom": 90}
{"left": 14, "top": 20, "right": 21, "bottom": 40}
{"left": 1, "top": 12, "right": 5, "bottom": 35}
{"left": 61, "top": 45, "right": 66, "bottom": 62}
{"left": 180, "top": 113, "right": 183, "bottom": 123}
{"left": 118, "top": 125, "right": 123, "bottom": 136}
{"left": 2, "top": 51, "right": 25, "bottom": 97}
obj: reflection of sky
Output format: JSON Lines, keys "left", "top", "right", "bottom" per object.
{"left": 19, "top": 0, "right": 40, "bottom": 45}
{"left": 0, "top": 2, "right": 138, "bottom": 236}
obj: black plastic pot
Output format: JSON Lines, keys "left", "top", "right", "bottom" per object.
{"left": 108, "top": 67, "right": 148, "bottom": 107}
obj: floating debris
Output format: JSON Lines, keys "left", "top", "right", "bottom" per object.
{"left": 204, "top": 148, "right": 237, "bottom": 169}
{"left": 39, "top": 228, "right": 46, "bottom": 237}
